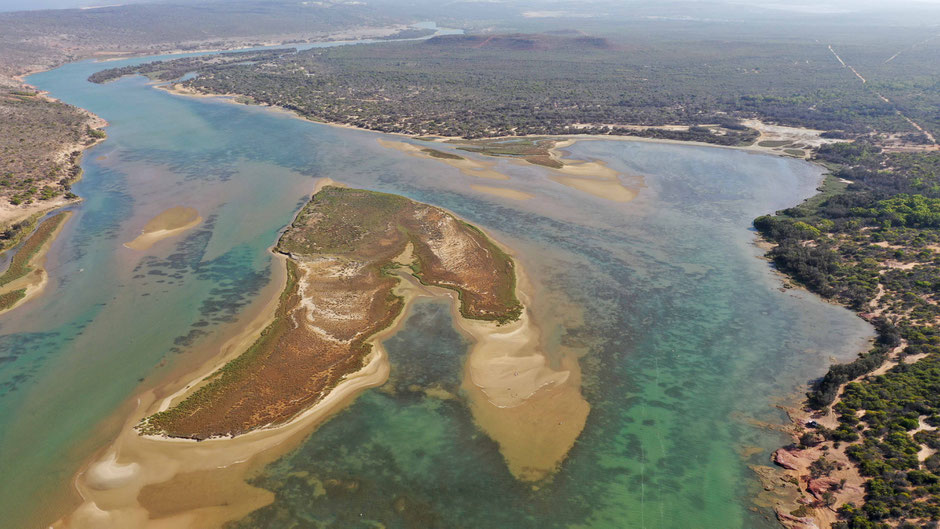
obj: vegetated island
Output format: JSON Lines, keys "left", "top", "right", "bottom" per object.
{"left": 0, "top": 211, "right": 70, "bottom": 313}
{"left": 139, "top": 185, "right": 522, "bottom": 440}
{"left": 753, "top": 143, "right": 940, "bottom": 529}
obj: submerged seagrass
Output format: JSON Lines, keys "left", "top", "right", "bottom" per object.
{"left": 140, "top": 186, "right": 521, "bottom": 439}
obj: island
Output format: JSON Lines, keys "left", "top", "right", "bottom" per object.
{"left": 0, "top": 211, "right": 70, "bottom": 312}
{"left": 140, "top": 185, "right": 522, "bottom": 439}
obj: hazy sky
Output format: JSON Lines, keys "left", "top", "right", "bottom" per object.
{"left": 2, "top": 0, "right": 939, "bottom": 14}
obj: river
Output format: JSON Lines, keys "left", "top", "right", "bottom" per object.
{"left": 3, "top": 34, "right": 873, "bottom": 529}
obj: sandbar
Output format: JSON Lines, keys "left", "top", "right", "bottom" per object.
{"left": 549, "top": 175, "right": 638, "bottom": 202}
{"left": 470, "top": 184, "right": 535, "bottom": 200}
{"left": 377, "top": 138, "right": 511, "bottom": 180}
{"left": 125, "top": 206, "right": 201, "bottom": 251}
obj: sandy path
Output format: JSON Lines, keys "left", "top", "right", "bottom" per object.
{"left": 828, "top": 43, "right": 937, "bottom": 145}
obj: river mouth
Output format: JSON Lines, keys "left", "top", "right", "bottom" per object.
{"left": 3, "top": 41, "right": 874, "bottom": 529}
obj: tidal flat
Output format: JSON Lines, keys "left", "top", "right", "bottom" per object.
{"left": 1, "top": 46, "right": 875, "bottom": 529}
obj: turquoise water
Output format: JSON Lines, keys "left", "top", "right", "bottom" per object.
{"left": 3, "top": 45, "right": 873, "bottom": 529}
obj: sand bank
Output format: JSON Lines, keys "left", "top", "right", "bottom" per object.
{"left": 470, "top": 184, "right": 535, "bottom": 200}
{"left": 456, "top": 259, "right": 589, "bottom": 482}
{"left": 124, "top": 206, "right": 201, "bottom": 251}
{"left": 548, "top": 174, "right": 638, "bottom": 202}
{"left": 376, "top": 138, "right": 511, "bottom": 180}
{"left": 378, "top": 137, "right": 640, "bottom": 203}
{"left": 535, "top": 140, "right": 642, "bottom": 202}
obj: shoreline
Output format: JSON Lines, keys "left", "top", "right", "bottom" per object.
{"left": 753, "top": 234, "right": 877, "bottom": 528}
{"left": 0, "top": 78, "right": 108, "bottom": 282}
{"left": 154, "top": 81, "right": 834, "bottom": 160}
{"left": 7, "top": 24, "right": 428, "bottom": 82}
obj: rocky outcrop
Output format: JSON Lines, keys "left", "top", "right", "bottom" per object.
{"left": 773, "top": 448, "right": 802, "bottom": 471}
{"left": 807, "top": 477, "right": 839, "bottom": 500}
{"left": 776, "top": 508, "right": 820, "bottom": 529}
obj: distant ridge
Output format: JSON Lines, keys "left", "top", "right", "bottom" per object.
{"left": 423, "top": 33, "right": 614, "bottom": 51}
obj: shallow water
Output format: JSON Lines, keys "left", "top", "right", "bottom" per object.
{"left": 3, "top": 43, "right": 872, "bottom": 529}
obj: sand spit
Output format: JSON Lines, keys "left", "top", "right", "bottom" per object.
{"left": 124, "top": 206, "right": 201, "bottom": 251}
{"left": 458, "top": 301, "right": 589, "bottom": 481}
{"left": 0, "top": 211, "right": 71, "bottom": 314}
{"left": 528, "top": 139, "right": 642, "bottom": 202}
{"left": 378, "top": 136, "right": 640, "bottom": 203}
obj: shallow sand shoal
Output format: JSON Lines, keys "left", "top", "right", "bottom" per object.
{"left": 454, "top": 259, "right": 589, "bottom": 482}
{"left": 125, "top": 206, "right": 201, "bottom": 251}
{"left": 537, "top": 141, "right": 642, "bottom": 202}
{"left": 379, "top": 136, "right": 640, "bottom": 203}
{"left": 549, "top": 175, "right": 638, "bottom": 202}
{"left": 470, "top": 184, "right": 535, "bottom": 201}
{"left": 377, "top": 138, "right": 511, "bottom": 180}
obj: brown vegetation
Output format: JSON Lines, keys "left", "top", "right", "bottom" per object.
{"left": 140, "top": 186, "right": 521, "bottom": 439}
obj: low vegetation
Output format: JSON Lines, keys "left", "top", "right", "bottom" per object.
{"left": 0, "top": 85, "right": 101, "bottom": 210}
{"left": 756, "top": 144, "right": 940, "bottom": 527}
{"left": 102, "top": 30, "right": 938, "bottom": 143}
{"left": 0, "top": 212, "right": 66, "bottom": 287}
{"left": 0, "top": 288, "right": 26, "bottom": 311}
